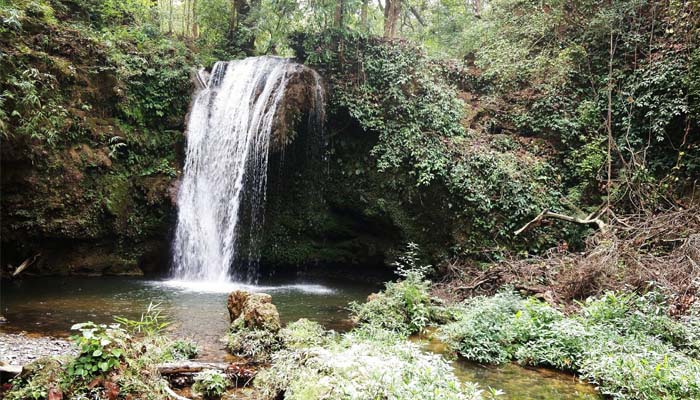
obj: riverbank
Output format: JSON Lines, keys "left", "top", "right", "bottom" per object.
{"left": 0, "top": 332, "right": 75, "bottom": 366}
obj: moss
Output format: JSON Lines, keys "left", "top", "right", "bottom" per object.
{"left": 0, "top": 0, "right": 191, "bottom": 275}
{"left": 103, "top": 174, "right": 131, "bottom": 224}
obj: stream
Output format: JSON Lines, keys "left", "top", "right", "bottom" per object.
{"left": 0, "top": 277, "right": 601, "bottom": 399}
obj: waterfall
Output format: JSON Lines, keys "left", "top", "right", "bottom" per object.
{"left": 171, "top": 56, "right": 324, "bottom": 284}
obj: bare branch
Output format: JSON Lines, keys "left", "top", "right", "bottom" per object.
{"left": 515, "top": 209, "right": 608, "bottom": 236}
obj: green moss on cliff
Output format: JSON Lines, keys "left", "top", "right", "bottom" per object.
{"left": 0, "top": 0, "right": 191, "bottom": 274}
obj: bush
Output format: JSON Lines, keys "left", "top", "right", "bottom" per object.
{"left": 580, "top": 333, "right": 700, "bottom": 400}
{"left": 437, "top": 290, "right": 700, "bottom": 400}
{"left": 227, "top": 328, "right": 281, "bottom": 362}
{"left": 67, "top": 322, "right": 127, "bottom": 379}
{"left": 280, "top": 318, "right": 335, "bottom": 349}
{"left": 579, "top": 291, "right": 687, "bottom": 345}
{"left": 513, "top": 318, "right": 590, "bottom": 371}
{"left": 192, "top": 369, "right": 229, "bottom": 399}
{"left": 165, "top": 338, "right": 199, "bottom": 360}
{"left": 680, "top": 304, "right": 700, "bottom": 358}
{"left": 255, "top": 326, "right": 490, "bottom": 400}
{"left": 349, "top": 243, "right": 437, "bottom": 336}
{"left": 437, "top": 291, "right": 522, "bottom": 364}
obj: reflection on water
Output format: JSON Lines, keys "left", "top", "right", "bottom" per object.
{"left": 0, "top": 277, "right": 374, "bottom": 359}
{"left": 412, "top": 331, "right": 602, "bottom": 400}
{"left": 1, "top": 277, "right": 602, "bottom": 399}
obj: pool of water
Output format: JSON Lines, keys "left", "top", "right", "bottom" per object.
{"left": 0, "top": 276, "right": 375, "bottom": 359}
{"left": 0, "top": 277, "right": 602, "bottom": 399}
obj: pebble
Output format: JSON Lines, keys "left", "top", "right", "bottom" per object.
{"left": 0, "top": 333, "right": 76, "bottom": 366}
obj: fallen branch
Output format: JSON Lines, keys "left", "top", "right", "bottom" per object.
{"left": 194, "top": 68, "right": 208, "bottom": 90}
{"left": 157, "top": 361, "right": 230, "bottom": 375}
{"left": 515, "top": 209, "right": 608, "bottom": 235}
{"left": 0, "top": 364, "right": 23, "bottom": 375}
{"left": 163, "top": 382, "right": 191, "bottom": 400}
{"left": 12, "top": 253, "right": 40, "bottom": 277}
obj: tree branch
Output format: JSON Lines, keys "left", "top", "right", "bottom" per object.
{"left": 163, "top": 383, "right": 191, "bottom": 400}
{"left": 409, "top": 6, "right": 425, "bottom": 26}
{"left": 515, "top": 209, "right": 608, "bottom": 236}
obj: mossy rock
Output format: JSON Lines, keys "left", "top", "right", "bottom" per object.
{"left": 227, "top": 291, "right": 281, "bottom": 332}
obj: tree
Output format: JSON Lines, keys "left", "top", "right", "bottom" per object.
{"left": 383, "top": 0, "right": 400, "bottom": 38}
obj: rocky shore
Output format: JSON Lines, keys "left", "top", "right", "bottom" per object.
{"left": 0, "top": 332, "right": 76, "bottom": 366}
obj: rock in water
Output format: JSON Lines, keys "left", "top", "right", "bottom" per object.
{"left": 227, "top": 290, "right": 250, "bottom": 321}
{"left": 227, "top": 290, "right": 280, "bottom": 332}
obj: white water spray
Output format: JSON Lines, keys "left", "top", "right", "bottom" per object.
{"left": 171, "top": 56, "right": 324, "bottom": 284}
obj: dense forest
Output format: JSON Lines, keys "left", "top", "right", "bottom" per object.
{"left": 1, "top": 0, "right": 699, "bottom": 399}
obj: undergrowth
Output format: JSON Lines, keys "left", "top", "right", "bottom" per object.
{"left": 438, "top": 290, "right": 700, "bottom": 400}
{"left": 4, "top": 305, "right": 199, "bottom": 400}
{"left": 255, "top": 320, "right": 497, "bottom": 400}
{"left": 349, "top": 243, "right": 445, "bottom": 336}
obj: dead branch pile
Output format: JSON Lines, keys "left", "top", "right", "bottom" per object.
{"left": 433, "top": 205, "right": 700, "bottom": 313}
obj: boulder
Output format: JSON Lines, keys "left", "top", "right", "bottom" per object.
{"left": 227, "top": 290, "right": 250, "bottom": 321}
{"left": 227, "top": 290, "right": 280, "bottom": 332}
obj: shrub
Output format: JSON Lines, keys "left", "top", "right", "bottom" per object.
{"left": 437, "top": 291, "right": 522, "bottom": 364}
{"left": 227, "top": 328, "right": 281, "bottom": 362}
{"left": 579, "top": 291, "right": 687, "bottom": 345}
{"left": 680, "top": 304, "right": 700, "bottom": 358}
{"left": 280, "top": 318, "right": 334, "bottom": 349}
{"left": 165, "top": 338, "right": 199, "bottom": 360}
{"left": 580, "top": 333, "right": 700, "bottom": 400}
{"left": 438, "top": 290, "right": 700, "bottom": 400}
{"left": 513, "top": 318, "right": 590, "bottom": 371}
{"left": 67, "top": 322, "right": 128, "bottom": 379}
{"left": 192, "top": 369, "right": 229, "bottom": 399}
{"left": 255, "top": 327, "right": 490, "bottom": 400}
{"left": 349, "top": 243, "right": 437, "bottom": 336}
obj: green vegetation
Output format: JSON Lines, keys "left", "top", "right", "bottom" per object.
{"left": 255, "top": 320, "right": 494, "bottom": 400}
{"left": 1, "top": 0, "right": 192, "bottom": 274}
{"left": 438, "top": 290, "right": 700, "bottom": 399}
{"left": 1, "top": 0, "right": 698, "bottom": 396}
{"left": 5, "top": 305, "right": 199, "bottom": 399}
{"left": 192, "top": 369, "right": 229, "bottom": 399}
{"left": 349, "top": 243, "right": 441, "bottom": 335}
{"left": 227, "top": 327, "right": 281, "bottom": 362}
{"left": 67, "top": 322, "right": 126, "bottom": 379}
{"left": 3, "top": 0, "right": 698, "bottom": 272}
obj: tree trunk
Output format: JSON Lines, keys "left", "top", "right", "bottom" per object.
{"left": 383, "top": 0, "right": 401, "bottom": 38}
{"left": 334, "top": 0, "right": 344, "bottom": 29}
{"left": 192, "top": 0, "right": 198, "bottom": 37}
{"left": 168, "top": 0, "right": 173, "bottom": 33}
{"left": 183, "top": 0, "right": 189, "bottom": 36}
{"left": 361, "top": 0, "right": 368, "bottom": 29}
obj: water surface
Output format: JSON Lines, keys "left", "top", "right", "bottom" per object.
{"left": 0, "top": 276, "right": 373, "bottom": 359}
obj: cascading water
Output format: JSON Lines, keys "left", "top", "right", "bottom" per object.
{"left": 171, "top": 56, "right": 324, "bottom": 284}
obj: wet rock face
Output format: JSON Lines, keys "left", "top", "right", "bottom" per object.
{"left": 268, "top": 64, "right": 324, "bottom": 153}
{"left": 227, "top": 290, "right": 281, "bottom": 332}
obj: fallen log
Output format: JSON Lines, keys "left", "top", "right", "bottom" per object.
{"left": 157, "top": 361, "right": 230, "bottom": 375}
{"left": 0, "top": 364, "right": 23, "bottom": 375}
